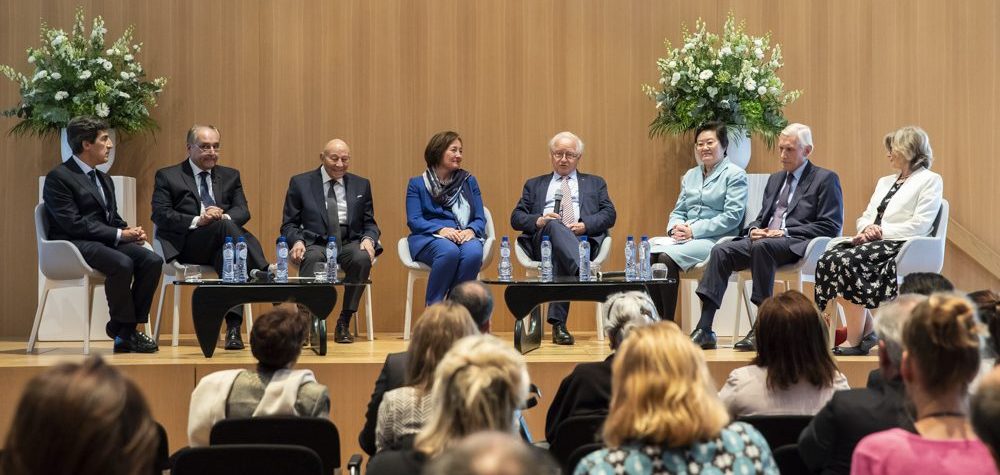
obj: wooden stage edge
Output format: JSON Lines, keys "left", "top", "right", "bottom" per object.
{"left": 0, "top": 332, "right": 877, "bottom": 462}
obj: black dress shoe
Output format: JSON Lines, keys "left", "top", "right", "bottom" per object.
{"left": 733, "top": 329, "right": 756, "bottom": 352}
{"left": 135, "top": 331, "right": 159, "bottom": 351}
{"left": 334, "top": 322, "right": 354, "bottom": 344}
{"left": 690, "top": 328, "right": 717, "bottom": 350}
{"left": 833, "top": 331, "right": 878, "bottom": 356}
{"left": 225, "top": 326, "right": 245, "bottom": 350}
{"left": 552, "top": 324, "right": 575, "bottom": 345}
{"left": 114, "top": 332, "right": 158, "bottom": 353}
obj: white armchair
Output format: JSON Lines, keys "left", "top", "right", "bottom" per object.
{"left": 895, "top": 199, "right": 949, "bottom": 279}
{"left": 397, "top": 207, "right": 496, "bottom": 339}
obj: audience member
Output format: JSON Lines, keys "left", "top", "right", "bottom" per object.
{"left": 719, "top": 290, "right": 849, "bottom": 417}
{"left": 969, "top": 289, "right": 1000, "bottom": 359}
{"left": 0, "top": 356, "right": 158, "bottom": 475}
{"left": 367, "top": 335, "right": 530, "bottom": 474}
{"left": 575, "top": 322, "right": 778, "bottom": 474}
{"left": 448, "top": 280, "right": 495, "bottom": 333}
{"left": 899, "top": 271, "right": 954, "bottom": 295}
{"left": 545, "top": 291, "right": 659, "bottom": 443}
{"left": 187, "top": 304, "right": 329, "bottom": 446}
{"left": 851, "top": 293, "right": 994, "bottom": 475}
{"left": 972, "top": 367, "right": 1000, "bottom": 471}
{"left": 375, "top": 302, "right": 479, "bottom": 452}
{"left": 424, "top": 431, "right": 559, "bottom": 475}
{"left": 798, "top": 295, "right": 924, "bottom": 475}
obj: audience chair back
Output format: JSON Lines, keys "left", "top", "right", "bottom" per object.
{"left": 209, "top": 416, "right": 341, "bottom": 474}
{"left": 172, "top": 444, "right": 323, "bottom": 475}
{"left": 772, "top": 444, "right": 810, "bottom": 475}
{"left": 154, "top": 422, "right": 170, "bottom": 474}
{"left": 548, "top": 414, "right": 607, "bottom": 472}
{"left": 737, "top": 415, "right": 813, "bottom": 449}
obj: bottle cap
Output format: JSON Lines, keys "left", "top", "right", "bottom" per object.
{"left": 542, "top": 235, "right": 550, "bottom": 241}
{"left": 277, "top": 236, "right": 287, "bottom": 243}
{"left": 328, "top": 236, "right": 337, "bottom": 243}
{"left": 642, "top": 235, "right": 649, "bottom": 240}
{"left": 238, "top": 236, "right": 246, "bottom": 242}
{"left": 502, "top": 236, "right": 509, "bottom": 242}
{"left": 579, "top": 236, "right": 586, "bottom": 241}
{"left": 628, "top": 235, "right": 634, "bottom": 240}
{"left": 225, "top": 236, "right": 233, "bottom": 243}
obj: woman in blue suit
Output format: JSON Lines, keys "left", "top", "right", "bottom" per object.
{"left": 650, "top": 121, "right": 748, "bottom": 319}
{"left": 407, "top": 131, "right": 486, "bottom": 305}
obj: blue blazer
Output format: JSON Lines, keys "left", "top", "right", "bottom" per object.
{"left": 747, "top": 161, "right": 844, "bottom": 256}
{"left": 510, "top": 172, "right": 617, "bottom": 255}
{"left": 406, "top": 175, "right": 486, "bottom": 258}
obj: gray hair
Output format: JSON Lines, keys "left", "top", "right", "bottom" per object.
{"left": 548, "top": 131, "right": 584, "bottom": 156}
{"left": 885, "top": 126, "right": 934, "bottom": 171}
{"left": 186, "top": 124, "right": 219, "bottom": 145}
{"left": 874, "top": 294, "right": 928, "bottom": 370}
{"left": 781, "top": 123, "right": 813, "bottom": 149}
{"left": 603, "top": 291, "right": 660, "bottom": 349}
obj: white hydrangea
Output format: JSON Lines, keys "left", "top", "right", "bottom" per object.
{"left": 51, "top": 34, "right": 66, "bottom": 46}
{"left": 668, "top": 60, "right": 677, "bottom": 69}
{"left": 744, "top": 78, "right": 757, "bottom": 91}
{"left": 707, "top": 86, "right": 719, "bottom": 98}
{"left": 78, "top": 70, "right": 92, "bottom": 80}
{"left": 124, "top": 54, "right": 134, "bottom": 62}
{"left": 95, "top": 102, "right": 110, "bottom": 117}
{"left": 50, "top": 72, "right": 61, "bottom": 80}
{"left": 769, "top": 86, "right": 778, "bottom": 95}
{"left": 758, "top": 86, "right": 767, "bottom": 96}
{"left": 32, "top": 70, "right": 48, "bottom": 81}
{"left": 120, "top": 71, "right": 130, "bottom": 80}
{"left": 699, "top": 69, "right": 714, "bottom": 80}
{"left": 720, "top": 45, "right": 732, "bottom": 57}
{"left": 54, "top": 91, "right": 69, "bottom": 101}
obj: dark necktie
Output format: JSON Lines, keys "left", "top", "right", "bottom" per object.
{"left": 767, "top": 173, "right": 795, "bottom": 230}
{"left": 198, "top": 171, "right": 216, "bottom": 207}
{"left": 88, "top": 170, "right": 111, "bottom": 221}
{"left": 327, "top": 180, "right": 343, "bottom": 243}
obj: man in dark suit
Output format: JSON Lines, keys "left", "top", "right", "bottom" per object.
{"left": 692, "top": 123, "right": 843, "bottom": 350}
{"left": 42, "top": 116, "right": 162, "bottom": 353}
{"left": 511, "top": 131, "right": 617, "bottom": 345}
{"left": 280, "top": 139, "right": 382, "bottom": 344}
{"left": 151, "top": 124, "right": 269, "bottom": 350}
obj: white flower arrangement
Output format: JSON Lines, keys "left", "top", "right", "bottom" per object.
{"left": 643, "top": 14, "right": 801, "bottom": 148}
{"left": 0, "top": 8, "right": 167, "bottom": 138}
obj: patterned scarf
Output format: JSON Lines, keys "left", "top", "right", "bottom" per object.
{"left": 423, "top": 167, "right": 471, "bottom": 207}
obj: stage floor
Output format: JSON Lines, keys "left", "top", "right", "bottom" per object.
{"left": 0, "top": 332, "right": 877, "bottom": 462}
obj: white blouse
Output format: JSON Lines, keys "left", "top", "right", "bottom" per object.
{"left": 855, "top": 167, "right": 943, "bottom": 240}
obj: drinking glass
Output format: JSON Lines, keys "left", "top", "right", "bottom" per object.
{"left": 651, "top": 263, "right": 669, "bottom": 280}
{"left": 314, "top": 262, "right": 328, "bottom": 282}
{"left": 183, "top": 265, "right": 202, "bottom": 283}
{"left": 589, "top": 263, "right": 601, "bottom": 281}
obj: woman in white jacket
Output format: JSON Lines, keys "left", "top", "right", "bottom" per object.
{"left": 814, "top": 126, "right": 943, "bottom": 355}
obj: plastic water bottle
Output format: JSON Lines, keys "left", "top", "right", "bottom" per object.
{"left": 578, "top": 237, "right": 591, "bottom": 281}
{"left": 326, "top": 237, "right": 339, "bottom": 282}
{"left": 221, "top": 237, "right": 235, "bottom": 283}
{"left": 275, "top": 236, "right": 289, "bottom": 283}
{"left": 539, "top": 235, "right": 553, "bottom": 282}
{"left": 235, "top": 236, "right": 248, "bottom": 283}
{"left": 498, "top": 236, "right": 513, "bottom": 281}
{"left": 639, "top": 235, "right": 652, "bottom": 280}
{"left": 625, "top": 235, "right": 637, "bottom": 281}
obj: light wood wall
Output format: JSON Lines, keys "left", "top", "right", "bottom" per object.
{"left": 3, "top": 0, "right": 999, "bottom": 338}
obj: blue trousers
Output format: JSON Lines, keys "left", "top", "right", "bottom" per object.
{"left": 415, "top": 238, "right": 484, "bottom": 305}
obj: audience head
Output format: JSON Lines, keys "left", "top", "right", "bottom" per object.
{"left": 968, "top": 289, "right": 1000, "bottom": 358}
{"left": 424, "top": 130, "right": 462, "bottom": 170}
{"left": 778, "top": 122, "right": 813, "bottom": 171}
{"left": 899, "top": 272, "right": 954, "bottom": 295}
{"left": 448, "top": 280, "right": 495, "bottom": 333}
{"left": 423, "top": 431, "right": 559, "bottom": 475}
{"left": 885, "top": 125, "right": 933, "bottom": 172}
{"left": 415, "top": 334, "right": 530, "bottom": 456}
{"left": 602, "top": 291, "right": 660, "bottom": 350}
{"left": 603, "top": 322, "right": 729, "bottom": 448}
{"left": 320, "top": 138, "right": 351, "bottom": 180}
{"left": 186, "top": 124, "right": 222, "bottom": 170}
{"left": 406, "top": 302, "right": 480, "bottom": 392}
{"left": 548, "top": 131, "right": 584, "bottom": 177}
{"left": 0, "top": 356, "right": 158, "bottom": 475}
{"left": 250, "top": 304, "right": 310, "bottom": 372}
{"left": 971, "top": 367, "right": 1000, "bottom": 469}
{"left": 66, "top": 115, "right": 112, "bottom": 163}
{"left": 753, "top": 290, "right": 839, "bottom": 391}
{"left": 694, "top": 121, "right": 729, "bottom": 162}
{"left": 874, "top": 294, "right": 928, "bottom": 380}
{"left": 902, "top": 293, "right": 982, "bottom": 398}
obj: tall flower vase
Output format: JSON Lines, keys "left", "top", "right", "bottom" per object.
{"left": 693, "top": 126, "right": 752, "bottom": 169}
{"left": 60, "top": 127, "right": 117, "bottom": 173}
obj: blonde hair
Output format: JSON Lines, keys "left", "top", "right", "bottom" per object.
{"left": 903, "top": 292, "right": 982, "bottom": 397}
{"left": 406, "top": 302, "right": 480, "bottom": 393}
{"left": 603, "top": 322, "right": 729, "bottom": 448}
{"left": 414, "top": 335, "right": 530, "bottom": 456}
{"left": 885, "top": 126, "right": 934, "bottom": 171}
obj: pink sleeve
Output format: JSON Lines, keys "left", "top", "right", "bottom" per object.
{"left": 850, "top": 434, "right": 885, "bottom": 475}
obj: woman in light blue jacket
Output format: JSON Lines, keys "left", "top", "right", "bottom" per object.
{"left": 650, "top": 122, "right": 748, "bottom": 319}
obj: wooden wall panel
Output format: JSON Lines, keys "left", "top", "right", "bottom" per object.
{"left": 3, "top": 0, "right": 1000, "bottom": 338}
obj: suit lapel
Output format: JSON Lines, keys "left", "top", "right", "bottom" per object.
{"left": 535, "top": 175, "right": 549, "bottom": 214}
{"left": 311, "top": 169, "right": 328, "bottom": 230}
{"left": 180, "top": 160, "right": 202, "bottom": 201}
{"left": 785, "top": 162, "right": 815, "bottom": 216}
{"left": 577, "top": 173, "right": 590, "bottom": 217}
{"left": 344, "top": 174, "right": 357, "bottom": 227}
{"left": 97, "top": 171, "right": 116, "bottom": 216}
{"left": 759, "top": 171, "right": 785, "bottom": 223}
{"left": 65, "top": 160, "right": 109, "bottom": 217}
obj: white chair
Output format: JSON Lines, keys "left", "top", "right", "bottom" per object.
{"left": 397, "top": 207, "right": 497, "bottom": 339}
{"left": 514, "top": 234, "right": 614, "bottom": 340}
{"left": 151, "top": 227, "right": 252, "bottom": 347}
{"left": 895, "top": 199, "right": 949, "bottom": 280}
{"left": 29, "top": 204, "right": 104, "bottom": 354}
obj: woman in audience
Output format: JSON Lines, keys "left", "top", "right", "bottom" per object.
{"left": 814, "top": 126, "right": 944, "bottom": 355}
{"left": 406, "top": 130, "right": 487, "bottom": 305}
{"left": 375, "top": 302, "right": 479, "bottom": 452}
{"left": 576, "top": 322, "right": 778, "bottom": 474}
{"left": 0, "top": 356, "right": 158, "bottom": 475}
{"left": 367, "top": 334, "right": 531, "bottom": 474}
{"left": 545, "top": 291, "right": 659, "bottom": 443}
{"left": 852, "top": 293, "right": 994, "bottom": 475}
{"left": 719, "top": 290, "right": 849, "bottom": 417}
{"left": 187, "top": 304, "right": 329, "bottom": 446}
{"left": 649, "top": 121, "right": 748, "bottom": 319}
{"left": 968, "top": 290, "right": 999, "bottom": 393}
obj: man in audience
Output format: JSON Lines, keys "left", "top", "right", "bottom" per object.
{"left": 510, "top": 131, "right": 617, "bottom": 345}
{"left": 691, "top": 123, "right": 843, "bottom": 351}
{"left": 447, "top": 280, "right": 494, "bottom": 333}
{"left": 424, "top": 431, "right": 559, "bottom": 475}
{"left": 281, "top": 138, "right": 381, "bottom": 344}
{"left": 972, "top": 367, "right": 1000, "bottom": 469}
{"left": 42, "top": 116, "right": 162, "bottom": 353}
{"left": 151, "top": 124, "right": 269, "bottom": 350}
{"left": 899, "top": 272, "right": 954, "bottom": 295}
{"left": 798, "top": 294, "right": 924, "bottom": 475}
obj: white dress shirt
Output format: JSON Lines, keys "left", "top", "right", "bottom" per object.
{"left": 772, "top": 159, "right": 809, "bottom": 230}
{"left": 320, "top": 166, "right": 347, "bottom": 225}
{"left": 188, "top": 158, "right": 232, "bottom": 229}
{"left": 72, "top": 155, "right": 121, "bottom": 244}
{"left": 543, "top": 170, "right": 581, "bottom": 218}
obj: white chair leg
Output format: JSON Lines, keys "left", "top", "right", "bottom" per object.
{"left": 153, "top": 279, "right": 167, "bottom": 342}
{"left": 365, "top": 283, "right": 374, "bottom": 341}
{"left": 172, "top": 279, "right": 181, "bottom": 347}
{"left": 83, "top": 278, "right": 93, "bottom": 355}
{"left": 733, "top": 275, "right": 747, "bottom": 342}
{"left": 596, "top": 303, "right": 605, "bottom": 341}
{"left": 27, "top": 285, "right": 51, "bottom": 353}
{"left": 404, "top": 272, "right": 416, "bottom": 340}
{"left": 244, "top": 304, "right": 254, "bottom": 341}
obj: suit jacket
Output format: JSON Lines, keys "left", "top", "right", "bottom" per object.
{"left": 855, "top": 167, "right": 943, "bottom": 240}
{"left": 280, "top": 169, "right": 382, "bottom": 255}
{"left": 745, "top": 161, "right": 843, "bottom": 256}
{"left": 798, "top": 376, "right": 915, "bottom": 475}
{"left": 544, "top": 354, "right": 614, "bottom": 443}
{"left": 151, "top": 160, "right": 252, "bottom": 262}
{"left": 359, "top": 352, "right": 408, "bottom": 456}
{"left": 510, "top": 172, "right": 617, "bottom": 254}
{"left": 43, "top": 159, "right": 127, "bottom": 244}
{"left": 405, "top": 175, "right": 486, "bottom": 259}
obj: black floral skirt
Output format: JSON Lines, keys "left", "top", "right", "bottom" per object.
{"left": 814, "top": 240, "right": 905, "bottom": 311}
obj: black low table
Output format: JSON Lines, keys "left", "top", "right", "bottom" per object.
{"left": 482, "top": 275, "right": 677, "bottom": 354}
{"left": 174, "top": 279, "right": 366, "bottom": 357}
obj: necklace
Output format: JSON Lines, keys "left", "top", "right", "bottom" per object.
{"left": 919, "top": 410, "right": 965, "bottom": 420}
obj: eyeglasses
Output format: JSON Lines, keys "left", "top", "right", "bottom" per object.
{"left": 696, "top": 140, "right": 718, "bottom": 149}
{"left": 323, "top": 154, "right": 351, "bottom": 162}
{"left": 196, "top": 143, "right": 221, "bottom": 151}
{"left": 551, "top": 151, "right": 580, "bottom": 159}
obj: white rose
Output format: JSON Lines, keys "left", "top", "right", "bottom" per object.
{"left": 671, "top": 72, "right": 681, "bottom": 83}
{"left": 124, "top": 54, "right": 134, "bottom": 62}
{"left": 129, "top": 72, "right": 136, "bottom": 79}
{"left": 720, "top": 46, "right": 732, "bottom": 56}
{"left": 54, "top": 91, "right": 69, "bottom": 101}
{"left": 758, "top": 86, "right": 768, "bottom": 96}
{"left": 50, "top": 72, "right": 61, "bottom": 80}
{"left": 51, "top": 35, "right": 66, "bottom": 46}
{"left": 668, "top": 60, "right": 677, "bottom": 68}
{"left": 103, "top": 60, "right": 113, "bottom": 71}
{"left": 95, "top": 103, "right": 110, "bottom": 117}
{"left": 706, "top": 86, "right": 719, "bottom": 98}
{"left": 78, "top": 70, "right": 92, "bottom": 80}
{"left": 720, "top": 99, "right": 731, "bottom": 109}
{"left": 699, "top": 69, "right": 714, "bottom": 80}
{"left": 769, "top": 86, "right": 778, "bottom": 94}
{"left": 106, "top": 48, "right": 115, "bottom": 56}
{"left": 744, "top": 78, "right": 757, "bottom": 91}
{"left": 32, "top": 70, "right": 48, "bottom": 81}
{"left": 27, "top": 55, "right": 35, "bottom": 64}
{"left": 120, "top": 71, "right": 130, "bottom": 80}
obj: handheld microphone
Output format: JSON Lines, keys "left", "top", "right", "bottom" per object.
{"left": 553, "top": 191, "right": 563, "bottom": 216}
